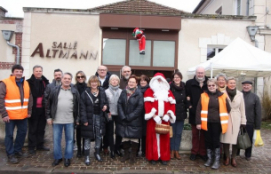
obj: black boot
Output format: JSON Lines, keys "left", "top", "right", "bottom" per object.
{"left": 211, "top": 148, "right": 220, "bottom": 169}
{"left": 84, "top": 149, "right": 90, "bottom": 166}
{"left": 121, "top": 141, "right": 130, "bottom": 163}
{"left": 204, "top": 149, "right": 213, "bottom": 167}
{"left": 130, "top": 142, "right": 138, "bottom": 164}
{"left": 94, "top": 148, "right": 103, "bottom": 162}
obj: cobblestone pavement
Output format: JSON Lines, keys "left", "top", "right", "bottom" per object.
{"left": 0, "top": 126, "right": 270, "bottom": 174}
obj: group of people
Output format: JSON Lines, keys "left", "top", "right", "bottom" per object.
{"left": 0, "top": 64, "right": 261, "bottom": 169}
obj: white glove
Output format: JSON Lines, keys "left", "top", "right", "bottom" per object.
{"left": 153, "top": 116, "right": 161, "bottom": 124}
{"left": 163, "top": 115, "right": 170, "bottom": 122}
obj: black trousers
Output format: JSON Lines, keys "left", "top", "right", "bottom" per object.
{"left": 75, "top": 125, "right": 84, "bottom": 153}
{"left": 204, "top": 122, "right": 222, "bottom": 150}
{"left": 28, "top": 109, "right": 46, "bottom": 150}
{"left": 103, "top": 116, "right": 122, "bottom": 151}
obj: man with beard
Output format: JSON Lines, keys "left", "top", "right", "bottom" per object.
{"left": 120, "top": 66, "right": 132, "bottom": 89}
{"left": 144, "top": 73, "right": 176, "bottom": 165}
{"left": 185, "top": 66, "right": 208, "bottom": 161}
{"left": 44, "top": 69, "right": 62, "bottom": 107}
{"left": 27, "top": 65, "right": 50, "bottom": 154}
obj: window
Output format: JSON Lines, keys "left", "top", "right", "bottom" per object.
{"left": 102, "top": 39, "right": 126, "bottom": 65}
{"left": 102, "top": 28, "right": 178, "bottom": 71}
{"left": 207, "top": 46, "right": 224, "bottom": 60}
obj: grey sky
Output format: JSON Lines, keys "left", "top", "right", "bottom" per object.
{"left": 1, "top": 0, "right": 201, "bottom": 17}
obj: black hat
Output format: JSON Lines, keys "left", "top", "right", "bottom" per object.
{"left": 242, "top": 80, "right": 253, "bottom": 85}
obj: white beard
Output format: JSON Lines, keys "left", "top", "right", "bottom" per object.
{"left": 151, "top": 80, "right": 169, "bottom": 102}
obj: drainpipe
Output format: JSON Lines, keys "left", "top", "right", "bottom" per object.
{"left": 6, "top": 41, "right": 20, "bottom": 64}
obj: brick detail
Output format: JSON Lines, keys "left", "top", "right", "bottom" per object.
{"left": 0, "top": 62, "right": 15, "bottom": 69}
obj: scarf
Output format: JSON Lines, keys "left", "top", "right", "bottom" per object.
{"left": 171, "top": 82, "right": 184, "bottom": 91}
{"left": 195, "top": 76, "right": 205, "bottom": 88}
{"left": 226, "top": 87, "right": 236, "bottom": 101}
{"left": 76, "top": 82, "right": 87, "bottom": 95}
{"left": 126, "top": 86, "right": 136, "bottom": 100}
{"left": 218, "top": 86, "right": 226, "bottom": 92}
{"left": 109, "top": 84, "right": 120, "bottom": 104}
{"left": 139, "top": 84, "right": 149, "bottom": 94}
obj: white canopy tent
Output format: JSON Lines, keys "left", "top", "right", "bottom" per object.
{"left": 188, "top": 37, "right": 271, "bottom": 78}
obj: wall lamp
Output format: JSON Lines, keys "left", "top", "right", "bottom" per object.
{"left": 246, "top": 26, "right": 259, "bottom": 47}
{"left": 2, "top": 30, "right": 20, "bottom": 64}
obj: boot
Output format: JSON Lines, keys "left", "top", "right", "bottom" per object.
{"left": 223, "top": 157, "right": 230, "bottom": 166}
{"left": 84, "top": 149, "right": 91, "bottom": 166}
{"left": 94, "top": 148, "right": 103, "bottom": 162}
{"left": 170, "top": 151, "right": 174, "bottom": 159}
{"left": 175, "top": 150, "right": 181, "bottom": 160}
{"left": 121, "top": 142, "right": 130, "bottom": 163}
{"left": 204, "top": 149, "right": 213, "bottom": 167}
{"left": 129, "top": 142, "right": 138, "bottom": 164}
{"left": 211, "top": 148, "right": 220, "bottom": 169}
{"left": 231, "top": 157, "right": 237, "bottom": 167}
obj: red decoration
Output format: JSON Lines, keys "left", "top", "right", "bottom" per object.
{"left": 132, "top": 28, "right": 146, "bottom": 55}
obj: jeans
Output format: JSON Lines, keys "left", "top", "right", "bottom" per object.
{"left": 170, "top": 120, "right": 184, "bottom": 151}
{"left": 53, "top": 123, "right": 74, "bottom": 160}
{"left": 5, "top": 119, "right": 28, "bottom": 156}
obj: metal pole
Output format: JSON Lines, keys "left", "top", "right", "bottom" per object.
{"left": 7, "top": 41, "right": 20, "bottom": 64}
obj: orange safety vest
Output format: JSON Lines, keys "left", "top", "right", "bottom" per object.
{"left": 2, "top": 75, "right": 30, "bottom": 120}
{"left": 200, "top": 92, "right": 229, "bottom": 133}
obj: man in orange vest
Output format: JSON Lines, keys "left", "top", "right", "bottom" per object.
{"left": 0, "top": 64, "right": 33, "bottom": 164}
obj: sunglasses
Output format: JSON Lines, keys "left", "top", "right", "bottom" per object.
{"left": 208, "top": 84, "right": 216, "bottom": 87}
{"left": 77, "top": 76, "right": 85, "bottom": 79}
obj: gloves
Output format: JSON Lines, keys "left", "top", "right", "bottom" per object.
{"left": 153, "top": 116, "right": 161, "bottom": 124}
{"left": 162, "top": 115, "right": 170, "bottom": 122}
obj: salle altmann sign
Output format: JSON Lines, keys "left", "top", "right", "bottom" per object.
{"left": 31, "top": 42, "right": 98, "bottom": 60}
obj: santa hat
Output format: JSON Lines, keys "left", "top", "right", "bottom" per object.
{"left": 149, "top": 72, "right": 169, "bottom": 90}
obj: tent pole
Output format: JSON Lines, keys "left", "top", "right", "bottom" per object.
{"left": 210, "top": 63, "right": 213, "bottom": 78}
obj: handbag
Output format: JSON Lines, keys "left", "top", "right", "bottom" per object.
{"left": 155, "top": 123, "right": 170, "bottom": 134}
{"left": 237, "top": 127, "right": 252, "bottom": 150}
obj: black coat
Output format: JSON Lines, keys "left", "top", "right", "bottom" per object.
{"left": 117, "top": 88, "right": 144, "bottom": 139}
{"left": 27, "top": 74, "right": 49, "bottom": 116}
{"left": 185, "top": 76, "right": 208, "bottom": 125}
{"left": 138, "top": 85, "right": 149, "bottom": 136}
{"left": 95, "top": 72, "right": 111, "bottom": 90}
{"left": 170, "top": 82, "right": 189, "bottom": 121}
{"left": 80, "top": 87, "right": 109, "bottom": 139}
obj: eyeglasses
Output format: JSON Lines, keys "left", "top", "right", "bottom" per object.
{"left": 208, "top": 84, "right": 216, "bottom": 87}
{"left": 77, "top": 76, "right": 85, "bottom": 79}
{"left": 98, "top": 69, "right": 106, "bottom": 71}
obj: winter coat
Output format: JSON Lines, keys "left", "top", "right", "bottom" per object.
{"left": 46, "top": 85, "right": 80, "bottom": 125}
{"left": 120, "top": 78, "right": 128, "bottom": 90}
{"left": 117, "top": 88, "right": 144, "bottom": 139}
{"left": 220, "top": 90, "right": 247, "bottom": 144}
{"left": 170, "top": 82, "right": 189, "bottom": 121}
{"left": 242, "top": 91, "right": 261, "bottom": 129}
{"left": 27, "top": 74, "right": 49, "bottom": 114}
{"left": 44, "top": 79, "right": 61, "bottom": 109}
{"left": 80, "top": 87, "right": 109, "bottom": 139}
{"left": 138, "top": 85, "right": 149, "bottom": 136}
{"left": 185, "top": 76, "right": 208, "bottom": 125}
{"left": 95, "top": 72, "right": 111, "bottom": 90}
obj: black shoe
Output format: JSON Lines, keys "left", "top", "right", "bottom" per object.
{"left": 150, "top": 160, "right": 156, "bottom": 165}
{"left": 37, "top": 146, "right": 50, "bottom": 151}
{"left": 246, "top": 157, "right": 251, "bottom": 161}
{"left": 77, "top": 151, "right": 82, "bottom": 158}
{"left": 190, "top": 154, "right": 196, "bottom": 161}
{"left": 110, "top": 151, "right": 115, "bottom": 159}
{"left": 29, "top": 149, "right": 36, "bottom": 155}
{"left": 160, "top": 160, "right": 168, "bottom": 165}
{"left": 8, "top": 155, "right": 19, "bottom": 164}
{"left": 115, "top": 150, "right": 122, "bottom": 157}
{"left": 15, "top": 151, "right": 30, "bottom": 158}
{"left": 64, "top": 158, "right": 71, "bottom": 167}
{"left": 94, "top": 148, "right": 103, "bottom": 162}
{"left": 141, "top": 152, "right": 145, "bottom": 157}
{"left": 199, "top": 155, "right": 208, "bottom": 161}
{"left": 52, "top": 159, "right": 62, "bottom": 167}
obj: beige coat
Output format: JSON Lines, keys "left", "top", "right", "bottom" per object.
{"left": 220, "top": 90, "right": 246, "bottom": 144}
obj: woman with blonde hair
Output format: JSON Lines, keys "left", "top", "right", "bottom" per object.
{"left": 105, "top": 74, "right": 122, "bottom": 158}
{"left": 215, "top": 73, "right": 227, "bottom": 93}
{"left": 221, "top": 77, "right": 246, "bottom": 167}
{"left": 80, "top": 75, "right": 109, "bottom": 165}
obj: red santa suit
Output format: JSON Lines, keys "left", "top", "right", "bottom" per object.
{"left": 144, "top": 73, "right": 176, "bottom": 162}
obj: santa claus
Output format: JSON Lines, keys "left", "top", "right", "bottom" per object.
{"left": 144, "top": 73, "right": 176, "bottom": 165}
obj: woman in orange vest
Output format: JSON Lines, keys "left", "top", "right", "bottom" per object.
{"left": 196, "top": 78, "right": 230, "bottom": 170}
